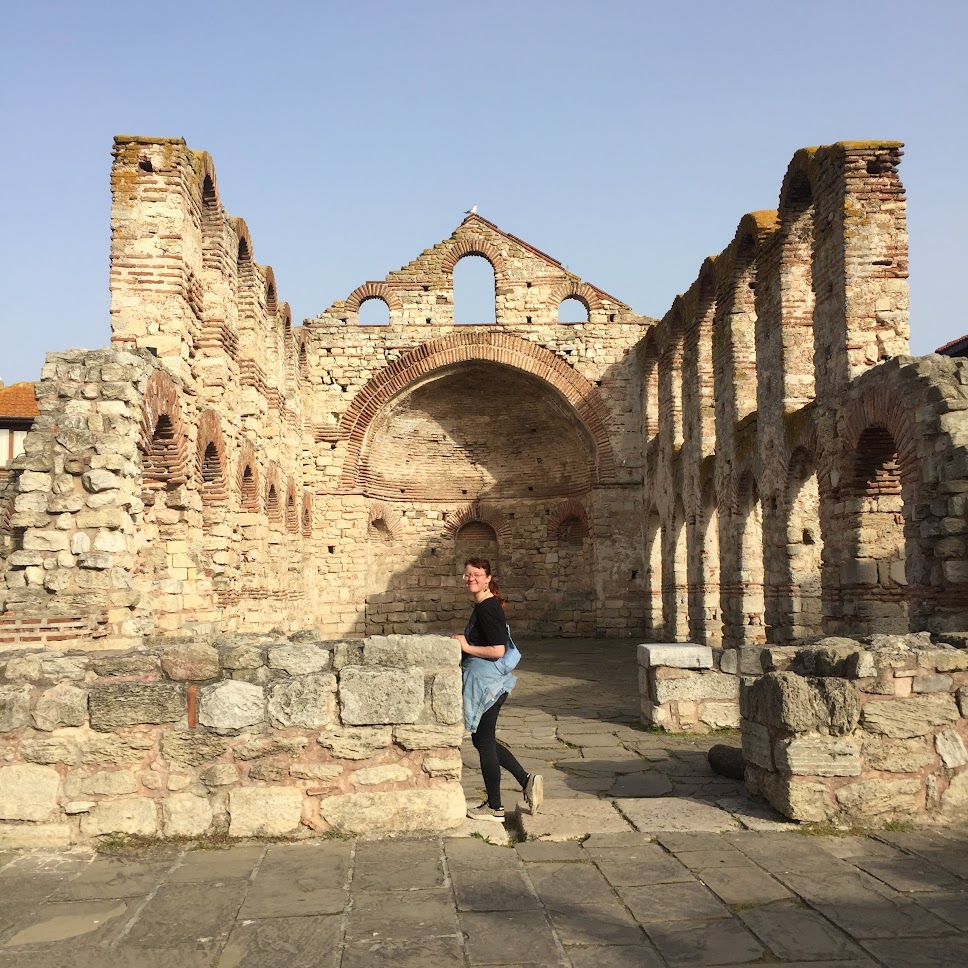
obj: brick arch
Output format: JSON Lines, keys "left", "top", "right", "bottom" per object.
{"left": 138, "top": 370, "right": 189, "bottom": 489}
{"left": 236, "top": 440, "right": 260, "bottom": 511}
{"left": 338, "top": 332, "right": 617, "bottom": 487}
{"left": 548, "top": 280, "right": 603, "bottom": 315}
{"left": 264, "top": 266, "right": 278, "bottom": 316}
{"left": 778, "top": 148, "right": 818, "bottom": 215}
{"left": 234, "top": 217, "right": 253, "bottom": 266}
{"left": 196, "top": 409, "right": 227, "bottom": 502}
{"left": 368, "top": 500, "right": 404, "bottom": 541}
{"left": 441, "top": 238, "right": 508, "bottom": 281}
{"left": 716, "top": 211, "right": 778, "bottom": 291}
{"left": 547, "top": 499, "right": 589, "bottom": 541}
{"left": 345, "top": 282, "right": 403, "bottom": 314}
{"left": 285, "top": 478, "right": 299, "bottom": 532}
{"left": 301, "top": 491, "right": 313, "bottom": 538}
{"left": 265, "top": 463, "right": 283, "bottom": 523}
{"left": 841, "top": 383, "right": 919, "bottom": 495}
{"left": 442, "top": 502, "right": 511, "bottom": 543}
{"left": 697, "top": 257, "right": 718, "bottom": 308}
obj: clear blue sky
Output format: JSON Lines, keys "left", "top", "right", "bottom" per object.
{"left": 1, "top": 0, "right": 965, "bottom": 384}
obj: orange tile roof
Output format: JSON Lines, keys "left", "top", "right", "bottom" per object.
{"left": 0, "top": 382, "right": 39, "bottom": 420}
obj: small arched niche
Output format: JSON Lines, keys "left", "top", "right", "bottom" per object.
{"left": 455, "top": 521, "right": 499, "bottom": 576}
{"left": 359, "top": 297, "right": 390, "bottom": 326}
{"left": 558, "top": 297, "right": 590, "bottom": 324}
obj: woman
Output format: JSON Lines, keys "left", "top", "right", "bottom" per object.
{"left": 452, "top": 557, "right": 543, "bottom": 822}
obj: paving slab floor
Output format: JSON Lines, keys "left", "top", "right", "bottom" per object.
{"left": 3, "top": 639, "right": 968, "bottom": 966}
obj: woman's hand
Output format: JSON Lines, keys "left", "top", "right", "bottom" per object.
{"left": 451, "top": 634, "right": 468, "bottom": 650}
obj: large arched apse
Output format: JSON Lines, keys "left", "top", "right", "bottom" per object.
{"left": 355, "top": 360, "right": 599, "bottom": 636}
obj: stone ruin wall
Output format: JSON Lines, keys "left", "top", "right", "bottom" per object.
{"left": 640, "top": 141, "right": 968, "bottom": 651}
{"left": 0, "top": 633, "right": 465, "bottom": 847}
{"left": 0, "top": 135, "right": 652, "bottom": 647}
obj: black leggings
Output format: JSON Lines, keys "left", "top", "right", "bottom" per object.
{"left": 472, "top": 692, "right": 528, "bottom": 809}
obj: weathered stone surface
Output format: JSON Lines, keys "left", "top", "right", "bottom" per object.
{"left": 774, "top": 736, "right": 861, "bottom": 776}
{"left": 81, "top": 797, "right": 158, "bottom": 837}
{"left": 423, "top": 754, "right": 462, "bottom": 779}
{"left": 32, "top": 682, "right": 88, "bottom": 730}
{"left": 221, "top": 644, "right": 266, "bottom": 670}
{"left": 65, "top": 770, "right": 138, "bottom": 797}
{"left": 861, "top": 694, "right": 960, "bottom": 738}
{"left": 317, "top": 726, "right": 392, "bottom": 759}
{"left": 653, "top": 670, "right": 739, "bottom": 704}
{"left": 290, "top": 762, "right": 343, "bottom": 781}
{"left": 200, "top": 763, "right": 238, "bottom": 786}
{"left": 746, "top": 767, "right": 832, "bottom": 822}
{"left": 698, "top": 700, "right": 741, "bottom": 729}
{"left": 235, "top": 736, "right": 308, "bottom": 761}
{"left": 20, "top": 734, "right": 81, "bottom": 765}
{"left": 163, "top": 793, "right": 213, "bottom": 837}
{"left": 862, "top": 736, "right": 935, "bottom": 773}
{"left": 957, "top": 687, "right": 968, "bottom": 719}
{"left": 638, "top": 643, "right": 713, "bottom": 670}
{"left": 229, "top": 787, "right": 303, "bottom": 837}
{"left": 913, "top": 673, "right": 953, "bottom": 693}
{"left": 0, "top": 764, "right": 60, "bottom": 820}
{"left": 3, "top": 655, "right": 42, "bottom": 681}
{"left": 0, "top": 823, "right": 72, "bottom": 848}
{"left": 834, "top": 778, "right": 922, "bottom": 820}
{"left": 91, "top": 653, "right": 161, "bottom": 676}
{"left": 745, "top": 673, "right": 859, "bottom": 735}
{"left": 0, "top": 684, "right": 32, "bottom": 732}
{"left": 363, "top": 634, "right": 459, "bottom": 669}
{"left": 431, "top": 669, "right": 462, "bottom": 725}
{"left": 89, "top": 682, "right": 185, "bottom": 729}
{"left": 393, "top": 724, "right": 464, "bottom": 750}
{"left": 160, "top": 642, "right": 220, "bottom": 681}
{"left": 83, "top": 733, "right": 155, "bottom": 766}
{"left": 267, "top": 673, "right": 336, "bottom": 729}
{"left": 350, "top": 764, "right": 411, "bottom": 785}
{"left": 741, "top": 721, "right": 773, "bottom": 770}
{"left": 161, "top": 727, "right": 229, "bottom": 766}
{"left": 318, "top": 786, "right": 465, "bottom": 834}
{"left": 267, "top": 644, "right": 332, "bottom": 675}
{"left": 338, "top": 667, "right": 424, "bottom": 725}
{"left": 936, "top": 730, "right": 968, "bottom": 768}
{"left": 941, "top": 771, "right": 968, "bottom": 814}
{"left": 197, "top": 680, "right": 265, "bottom": 734}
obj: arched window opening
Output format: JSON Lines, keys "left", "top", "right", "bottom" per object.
{"left": 847, "top": 425, "right": 908, "bottom": 630}
{"left": 266, "top": 484, "right": 281, "bottom": 523}
{"left": 558, "top": 297, "right": 589, "bottom": 324}
{"left": 240, "top": 465, "right": 258, "bottom": 511}
{"left": 697, "top": 486, "right": 722, "bottom": 646}
{"left": 266, "top": 281, "right": 277, "bottom": 316}
{"left": 455, "top": 520, "right": 499, "bottom": 573}
{"left": 453, "top": 256, "right": 496, "bottom": 325}
{"left": 302, "top": 502, "right": 313, "bottom": 538}
{"left": 358, "top": 297, "right": 390, "bottom": 326}
{"left": 666, "top": 501, "right": 689, "bottom": 641}
{"left": 558, "top": 516, "right": 586, "bottom": 545}
{"left": 201, "top": 442, "right": 221, "bottom": 484}
{"left": 369, "top": 518, "right": 393, "bottom": 543}
{"left": 144, "top": 414, "right": 180, "bottom": 490}
{"left": 645, "top": 511, "right": 664, "bottom": 635}
{"left": 285, "top": 487, "right": 298, "bottom": 532}
{"left": 643, "top": 334, "right": 660, "bottom": 443}
{"left": 299, "top": 342, "right": 308, "bottom": 375}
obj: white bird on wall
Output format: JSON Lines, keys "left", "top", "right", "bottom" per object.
{"left": 464, "top": 205, "right": 477, "bottom": 216}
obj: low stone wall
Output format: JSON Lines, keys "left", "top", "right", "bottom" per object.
{"left": 638, "top": 644, "right": 741, "bottom": 733}
{"left": 743, "top": 634, "right": 968, "bottom": 825}
{"left": 0, "top": 633, "right": 465, "bottom": 847}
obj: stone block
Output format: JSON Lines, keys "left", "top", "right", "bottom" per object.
{"left": 160, "top": 642, "right": 220, "bottom": 681}
{"left": 637, "top": 643, "right": 712, "bottom": 670}
{"left": 0, "top": 684, "right": 32, "bottom": 732}
{"left": 197, "top": 680, "right": 265, "bottom": 734}
{"left": 338, "top": 667, "right": 424, "bottom": 725}
{"left": 318, "top": 726, "right": 392, "bottom": 759}
{"left": 0, "top": 764, "right": 60, "bottom": 820}
{"left": 21, "top": 735, "right": 81, "bottom": 765}
{"left": 229, "top": 787, "right": 303, "bottom": 837}
{"left": 862, "top": 737, "right": 935, "bottom": 773}
{"left": 936, "top": 730, "right": 968, "bottom": 768}
{"left": 267, "top": 644, "right": 332, "bottom": 675}
{"left": 163, "top": 793, "right": 213, "bottom": 837}
{"left": 267, "top": 673, "right": 336, "bottom": 729}
{"left": 88, "top": 682, "right": 185, "bottom": 730}
{"left": 350, "top": 764, "right": 411, "bottom": 785}
{"left": 317, "top": 786, "right": 465, "bottom": 834}
{"left": 91, "top": 653, "right": 161, "bottom": 676}
{"left": 431, "top": 669, "right": 462, "bottom": 725}
{"left": 698, "top": 700, "right": 741, "bottom": 729}
{"left": 363, "top": 634, "right": 459, "bottom": 669}
{"left": 83, "top": 733, "right": 155, "bottom": 767}
{"left": 290, "top": 763, "right": 343, "bottom": 781}
{"left": 941, "top": 771, "right": 968, "bottom": 815}
{"left": 861, "top": 694, "right": 960, "bottom": 738}
{"left": 913, "top": 674, "right": 953, "bottom": 693}
{"left": 741, "top": 721, "right": 774, "bottom": 770}
{"left": 200, "top": 763, "right": 238, "bottom": 786}
{"left": 32, "top": 682, "right": 88, "bottom": 730}
{"left": 774, "top": 736, "right": 861, "bottom": 777}
{"left": 746, "top": 767, "right": 832, "bottom": 822}
{"left": 81, "top": 797, "right": 159, "bottom": 837}
{"left": 235, "top": 736, "right": 308, "bottom": 761}
{"left": 834, "top": 779, "right": 922, "bottom": 821}
{"left": 392, "top": 724, "right": 464, "bottom": 750}
{"left": 221, "top": 644, "right": 266, "bottom": 670}
{"left": 423, "top": 754, "right": 462, "bottom": 779}
{"left": 65, "top": 770, "right": 139, "bottom": 797}
{"left": 653, "top": 671, "right": 739, "bottom": 704}
{"left": 0, "top": 823, "right": 72, "bottom": 848}
{"left": 745, "top": 673, "right": 859, "bottom": 736}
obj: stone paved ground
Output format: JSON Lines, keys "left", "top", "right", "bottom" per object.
{"left": 3, "top": 640, "right": 968, "bottom": 966}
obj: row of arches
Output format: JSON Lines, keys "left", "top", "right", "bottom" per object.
{"left": 139, "top": 371, "right": 313, "bottom": 537}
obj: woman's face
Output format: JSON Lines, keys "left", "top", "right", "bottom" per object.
{"left": 463, "top": 565, "right": 490, "bottom": 596}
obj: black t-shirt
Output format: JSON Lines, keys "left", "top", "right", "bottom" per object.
{"left": 464, "top": 597, "right": 508, "bottom": 657}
